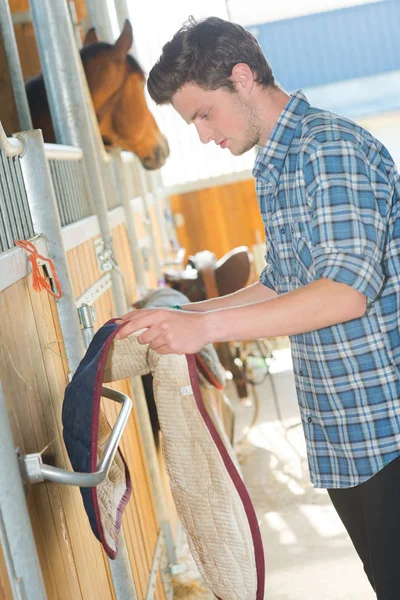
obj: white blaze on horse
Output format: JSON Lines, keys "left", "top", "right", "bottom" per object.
{"left": 25, "top": 20, "right": 169, "bottom": 170}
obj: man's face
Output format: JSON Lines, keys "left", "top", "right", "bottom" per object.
{"left": 172, "top": 82, "right": 261, "bottom": 156}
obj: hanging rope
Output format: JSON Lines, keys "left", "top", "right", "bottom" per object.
{"left": 14, "top": 239, "right": 63, "bottom": 299}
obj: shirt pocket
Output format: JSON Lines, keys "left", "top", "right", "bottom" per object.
{"left": 291, "top": 222, "right": 315, "bottom": 285}
{"left": 264, "top": 223, "right": 297, "bottom": 292}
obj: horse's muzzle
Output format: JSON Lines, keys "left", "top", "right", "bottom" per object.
{"left": 141, "top": 135, "right": 170, "bottom": 170}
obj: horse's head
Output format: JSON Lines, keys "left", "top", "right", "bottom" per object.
{"left": 82, "top": 21, "right": 169, "bottom": 170}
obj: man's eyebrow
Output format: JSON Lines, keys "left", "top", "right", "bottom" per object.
{"left": 189, "top": 109, "right": 201, "bottom": 122}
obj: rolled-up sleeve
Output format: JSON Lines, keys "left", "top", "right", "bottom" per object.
{"left": 259, "top": 260, "right": 275, "bottom": 291}
{"left": 303, "top": 140, "right": 387, "bottom": 302}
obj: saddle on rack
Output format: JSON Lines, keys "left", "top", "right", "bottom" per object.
{"left": 164, "top": 246, "right": 254, "bottom": 303}
{"left": 164, "top": 247, "right": 255, "bottom": 399}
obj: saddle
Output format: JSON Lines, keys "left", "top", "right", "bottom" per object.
{"left": 164, "top": 246, "right": 254, "bottom": 303}
{"left": 164, "top": 247, "right": 255, "bottom": 398}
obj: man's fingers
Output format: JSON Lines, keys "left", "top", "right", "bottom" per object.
{"left": 119, "top": 309, "right": 136, "bottom": 323}
{"left": 138, "top": 326, "right": 165, "bottom": 345}
{"left": 116, "top": 318, "right": 147, "bottom": 339}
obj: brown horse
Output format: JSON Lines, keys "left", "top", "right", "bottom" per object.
{"left": 25, "top": 20, "right": 169, "bottom": 170}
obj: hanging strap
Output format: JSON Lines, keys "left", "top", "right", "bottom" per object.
{"left": 15, "top": 239, "right": 63, "bottom": 299}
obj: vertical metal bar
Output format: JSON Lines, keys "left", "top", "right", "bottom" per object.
{"left": 29, "top": 0, "right": 127, "bottom": 317}
{"left": 49, "top": 161, "right": 66, "bottom": 227}
{"left": 146, "top": 170, "right": 171, "bottom": 258}
{"left": 67, "top": 0, "right": 82, "bottom": 49}
{"left": 51, "top": 161, "right": 66, "bottom": 226}
{"left": 14, "top": 157, "right": 34, "bottom": 237}
{"left": 11, "top": 156, "right": 32, "bottom": 238}
{"left": 0, "top": 155, "right": 16, "bottom": 249}
{"left": 70, "top": 161, "right": 85, "bottom": 222}
{"left": 79, "top": 160, "right": 94, "bottom": 218}
{"left": 85, "top": 0, "right": 119, "bottom": 43}
{"left": 113, "top": 0, "right": 130, "bottom": 31}
{"left": 0, "top": 153, "right": 20, "bottom": 244}
{"left": 0, "top": 184, "right": 9, "bottom": 251}
{"left": 0, "top": 0, "right": 33, "bottom": 131}
{"left": 110, "top": 150, "right": 147, "bottom": 297}
{"left": 16, "top": 129, "right": 85, "bottom": 374}
{"left": 8, "top": 157, "right": 27, "bottom": 240}
{"left": 0, "top": 382, "right": 47, "bottom": 600}
{"left": 113, "top": 0, "right": 139, "bottom": 57}
{"left": 62, "top": 161, "right": 74, "bottom": 225}
{"left": 135, "top": 160, "right": 163, "bottom": 283}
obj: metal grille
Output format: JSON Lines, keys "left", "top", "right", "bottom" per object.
{"left": 0, "top": 151, "right": 35, "bottom": 252}
{"left": 48, "top": 158, "right": 93, "bottom": 227}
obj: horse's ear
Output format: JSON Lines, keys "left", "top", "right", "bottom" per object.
{"left": 113, "top": 20, "right": 133, "bottom": 57}
{"left": 83, "top": 27, "right": 99, "bottom": 46}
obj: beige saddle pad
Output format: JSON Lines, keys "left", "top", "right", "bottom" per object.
{"left": 104, "top": 331, "right": 265, "bottom": 600}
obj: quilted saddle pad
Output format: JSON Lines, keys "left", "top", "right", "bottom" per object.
{"left": 103, "top": 321, "right": 265, "bottom": 600}
{"left": 62, "top": 323, "right": 132, "bottom": 559}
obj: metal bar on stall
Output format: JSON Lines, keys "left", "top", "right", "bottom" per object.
{"left": 29, "top": 0, "right": 127, "bottom": 318}
{"left": 135, "top": 160, "right": 163, "bottom": 283}
{"left": 0, "top": 0, "right": 33, "bottom": 131}
{"left": 85, "top": 0, "right": 118, "bottom": 44}
{"left": 146, "top": 169, "right": 172, "bottom": 257}
{"left": 110, "top": 149, "right": 148, "bottom": 297}
{"left": 0, "top": 382, "right": 48, "bottom": 600}
{"left": 113, "top": 0, "right": 139, "bottom": 57}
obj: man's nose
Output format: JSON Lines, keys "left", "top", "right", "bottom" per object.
{"left": 195, "top": 122, "right": 213, "bottom": 144}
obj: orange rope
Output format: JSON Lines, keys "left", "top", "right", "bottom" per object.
{"left": 15, "top": 239, "right": 63, "bottom": 299}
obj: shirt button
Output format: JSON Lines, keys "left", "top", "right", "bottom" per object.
{"left": 299, "top": 370, "right": 303, "bottom": 376}
{"left": 280, "top": 227, "right": 286, "bottom": 235}
{"left": 307, "top": 417, "right": 313, "bottom": 423}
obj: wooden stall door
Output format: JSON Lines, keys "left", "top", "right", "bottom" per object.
{"left": 0, "top": 275, "right": 115, "bottom": 600}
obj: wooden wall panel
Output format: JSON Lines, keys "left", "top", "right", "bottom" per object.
{"left": 169, "top": 179, "right": 265, "bottom": 260}
{"left": 0, "top": 236, "right": 170, "bottom": 599}
{"left": 112, "top": 222, "right": 138, "bottom": 307}
{"left": 0, "top": 276, "right": 114, "bottom": 600}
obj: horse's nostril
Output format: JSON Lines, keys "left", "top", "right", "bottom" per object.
{"left": 153, "top": 147, "right": 161, "bottom": 163}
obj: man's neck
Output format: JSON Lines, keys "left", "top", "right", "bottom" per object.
{"left": 254, "top": 86, "right": 291, "bottom": 147}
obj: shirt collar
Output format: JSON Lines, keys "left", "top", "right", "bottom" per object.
{"left": 252, "top": 89, "right": 310, "bottom": 187}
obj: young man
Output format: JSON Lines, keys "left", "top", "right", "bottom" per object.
{"left": 118, "top": 17, "right": 400, "bottom": 598}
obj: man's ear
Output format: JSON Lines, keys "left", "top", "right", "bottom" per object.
{"left": 230, "top": 63, "right": 254, "bottom": 92}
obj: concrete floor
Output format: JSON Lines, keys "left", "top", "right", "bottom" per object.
{"left": 174, "top": 349, "right": 376, "bottom": 599}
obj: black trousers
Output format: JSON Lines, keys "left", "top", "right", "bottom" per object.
{"left": 328, "top": 455, "right": 400, "bottom": 600}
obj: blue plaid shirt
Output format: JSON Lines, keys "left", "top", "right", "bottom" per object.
{"left": 253, "top": 90, "right": 400, "bottom": 488}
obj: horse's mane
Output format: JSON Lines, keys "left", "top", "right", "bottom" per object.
{"left": 80, "top": 42, "right": 145, "bottom": 77}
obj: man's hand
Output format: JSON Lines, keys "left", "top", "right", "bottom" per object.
{"left": 116, "top": 308, "right": 211, "bottom": 355}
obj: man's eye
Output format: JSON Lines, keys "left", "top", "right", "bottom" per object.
{"left": 201, "top": 112, "right": 209, "bottom": 120}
